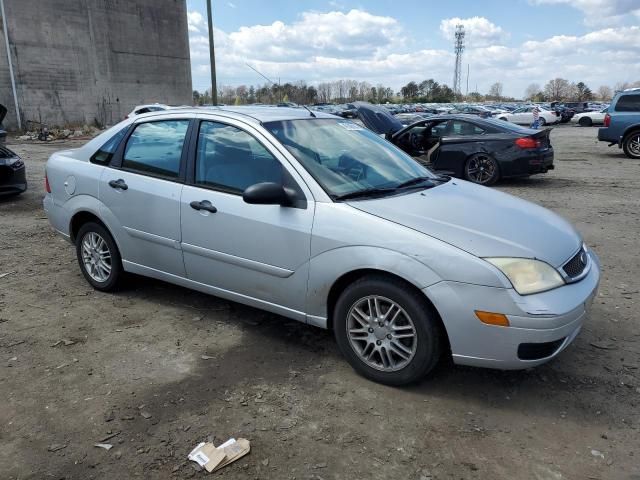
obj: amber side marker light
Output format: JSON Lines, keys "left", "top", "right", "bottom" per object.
{"left": 475, "top": 311, "right": 510, "bottom": 327}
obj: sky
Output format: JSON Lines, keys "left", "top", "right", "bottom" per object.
{"left": 186, "top": 0, "right": 640, "bottom": 99}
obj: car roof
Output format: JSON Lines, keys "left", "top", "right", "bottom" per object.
{"left": 134, "top": 106, "right": 339, "bottom": 124}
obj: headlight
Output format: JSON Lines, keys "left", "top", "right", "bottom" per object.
{"left": 485, "top": 258, "right": 565, "bottom": 295}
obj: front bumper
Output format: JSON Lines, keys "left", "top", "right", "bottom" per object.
{"left": 425, "top": 250, "right": 600, "bottom": 370}
{"left": 0, "top": 163, "right": 27, "bottom": 196}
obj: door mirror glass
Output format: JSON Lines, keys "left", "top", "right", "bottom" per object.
{"left": 243, "top": 182, "right": 290, "bottom": 206}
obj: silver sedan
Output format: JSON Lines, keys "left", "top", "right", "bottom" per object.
{"left": 43, "top": 107, "right": 600, "bottom": 385}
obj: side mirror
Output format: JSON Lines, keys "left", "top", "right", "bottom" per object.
{"left": 243, "top": 182, "right": 290, "bottom": 206}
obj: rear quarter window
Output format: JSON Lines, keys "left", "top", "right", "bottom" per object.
{"left": 614, "top": 95, "right": 640, "bottom": 112}
{"left": 90, "top": 126, "right": 129, "bottom": 164}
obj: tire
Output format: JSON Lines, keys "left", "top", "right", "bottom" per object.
{"left": 463, "top": 153, "right": 500, "bottom": 186}
{"left": 75, "top": 222, "right": 123, "bottom": 292}
{"left": 578, "top": 117, "right": 592, "bottom": 127}
{"left": 333, "top": 275, "right": 442, "bottom": 386}
{"left": 538, "top": 117, "right": 546, "bottom": 127}
{"left": 622, "top": 131, "right": 640, "bottom": 159}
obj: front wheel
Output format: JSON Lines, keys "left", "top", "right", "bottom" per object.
{"left": 75, "top": 222, "right": 123, "bottom": 291}
{"left": 333, "top": 276, "right": 442, "bottom": 386}
{"left": 622, "top": 131, "right": 640, "bottom": 159}
{"left": 464, "top": 153, "right": 500, "bottom": 185}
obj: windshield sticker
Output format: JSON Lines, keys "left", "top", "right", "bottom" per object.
{"left": 338, "top": 122, "right": 363, "bottom": 131}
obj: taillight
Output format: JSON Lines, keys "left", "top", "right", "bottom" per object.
{"left": 515, "top": 137, "right": 540, "bottom": 149}
{"left": 604, "top": 113, "right": 611, "bottom": 127}
{"left": 45, "top": 173, "right": 51, "bottom": 193}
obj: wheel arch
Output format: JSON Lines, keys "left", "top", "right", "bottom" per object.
{"left": 622, "top": 125, "right": 640, "bottom": 141}
{"left": 325, "top": 268, "right": 451, "bottom": 353}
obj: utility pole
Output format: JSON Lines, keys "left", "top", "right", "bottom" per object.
{"left": 0, "top": 0, "right": 21, "bottom": 129}
{"left": 206, "top": 0, "right": 217, "bottom": 105}
{"left": 466, "top": 63, "right": 469, "bottom": 97}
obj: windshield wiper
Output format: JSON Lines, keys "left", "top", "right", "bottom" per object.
{"left": 333, "top": 187, "right": 398, "bottom": 201}
{"left": 394, "top": 176, "right": 435, "bottom": 189}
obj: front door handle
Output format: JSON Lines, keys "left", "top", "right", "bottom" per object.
{"left": 190, "top": 200, "right": 217, "bottom": 213}
{"left": 108, "top": 179, "right": 128, "bottom": 190}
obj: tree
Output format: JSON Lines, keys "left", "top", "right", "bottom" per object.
{"left": 574, "top": 82, "right": 593, "bottom": 101}
{"left": 400, "top": 81, "right": 419, "bottom": 100}
{"left": 597, "top": 85, "right": 613, "bottom": 101}
{"left": 193, "top": 90, "right": 201, "bottom": 105}
{"left": 488, "top": 82, "right": 503, "bottom": 100}
{"left": 524, "top": 83, "right": 542, "bottom": 101}
{"left": 544, "top": 78, "right": 571, "bottom": 100}
{"left": 467, "top": 91, "right": 484, "bottom": 102}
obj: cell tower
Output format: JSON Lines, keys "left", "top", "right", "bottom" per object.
{"left": 453, "top": 24, "right": 465, "bottom": 98}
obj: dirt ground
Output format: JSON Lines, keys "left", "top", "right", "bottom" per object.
{"left": 1, "top": 125, "right": 639, "bottom": 480}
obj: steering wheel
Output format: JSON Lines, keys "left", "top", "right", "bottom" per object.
{"left": 409, "top": 132, "right": 422, "bottom": 150}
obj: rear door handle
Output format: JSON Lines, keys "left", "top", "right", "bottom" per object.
{"left": 108, "top": 179, "right": 128, "bottom": 190}
{"left": 190, "top": 200, "right": 217, "bottom": 213}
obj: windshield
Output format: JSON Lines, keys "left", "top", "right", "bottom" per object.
{"left": 264, "top": 119, "right": 438, "bottom": 199}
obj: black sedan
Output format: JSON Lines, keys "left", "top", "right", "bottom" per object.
{"left": 355, "top": 102, "right": 554, "bottom": 186}
{"left": 0, "top": 145, "right": 27, "bottom": 196}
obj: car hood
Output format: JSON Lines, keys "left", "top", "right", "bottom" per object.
{"left": 354, "top": 101, "right": 404, "bottom": 135}
{"left": 347, "top": 180, "right": 582, "bottom": 267}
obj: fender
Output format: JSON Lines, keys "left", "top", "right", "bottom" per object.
{"left": 63, "top": 194, "right": 127, "bottom": 259}
{"left": 305, "top": 245, "right": 443, "bottom": 327}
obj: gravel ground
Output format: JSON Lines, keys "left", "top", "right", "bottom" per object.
{"left": 1, "top": 125, "right": 639, "bottom": 480}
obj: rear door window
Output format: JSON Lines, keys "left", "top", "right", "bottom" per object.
{"left": 121, "top": 120, "right": 189, "bottom": 179}
{"left": 449, "top": 121, "right": 485, "bottom": 136}
{"left": 615, "top": 95, "right": 640, "bottom": 112}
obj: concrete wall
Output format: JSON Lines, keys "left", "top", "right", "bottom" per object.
{"left": 0, "top": 0, "right": 192, "bottom": 130}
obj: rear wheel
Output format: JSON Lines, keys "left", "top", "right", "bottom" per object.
{"left": 538, "top": 117, "right": 546, "bottom": 127}
{"left": 622, "top": 131, "right": 640, "bottom": 159}
{"left": 464, "top": 153, "right": 500, "bottom": 185}
{"left": 578, "top": 116, "right": 592, "bottom": 127}
{"left": 75, "top": 222, "right": 123, "bottom": 291}
{"left": 333, "top": 276, "right": 442, "bottom": 386}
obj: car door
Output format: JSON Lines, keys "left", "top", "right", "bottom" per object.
{"left": 99, "top": 117, "right": 192, "bottom": 277}
{"left": 180, "top": 117, "right": 314, "bottom": 316}
{"left": 434, "top": 120, "right": 487, "bottom": 176}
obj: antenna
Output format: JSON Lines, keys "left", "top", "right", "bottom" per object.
{"left": 453, "top": 24, "right": 465, "bottom": 99}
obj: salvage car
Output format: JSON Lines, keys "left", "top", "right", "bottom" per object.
{"left": 0, "top": 145, "right": 27, "bottom": 196}
{"left": 356, "top": 103, "right": 554, "bottom": 185}
{"left": 497, "top": 105, "right": 559, "bottom": 126}
{"left": 43, "top": 107, "right": 599, "bottom": 385}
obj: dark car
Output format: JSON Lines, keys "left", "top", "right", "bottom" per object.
{"left": 0, "top": 145, "right": 27, "bottom": 196}
{"left": 394, "top": 113, "right": 433, "bottom": 125}
{"left": 448, "top": 105, "right": 494, "bottom": 118}
{"left": 0, "top": 104, "right": 7, "bottom": 144}
{"left": 355, "top": 102, "right": 554, "bottom": 186}
{"left": 598, "top": 88, "right": 640, "bottom": 159}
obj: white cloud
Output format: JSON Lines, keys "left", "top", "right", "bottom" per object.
{"left": 529, "top": 0, "right": 640, "bottom": 25}
{"left": 187, "top": 8, "right": 640, "bottom": 99}
{"left": 187, "top": 11, "right": 205, "bottom": 33}
{"left": 440, "top": 17, "right": 507, "bottom": 47}
{"left": 227, "top": 2, "right": 237, "bottom": 8}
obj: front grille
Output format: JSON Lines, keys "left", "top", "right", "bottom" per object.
{"left": 563, "top": 247, "right": 588, "bottom": 279}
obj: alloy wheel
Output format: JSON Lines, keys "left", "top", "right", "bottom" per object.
{"left": 629, "top": 134, "right": 640, "bottom": 156}
{"left": 466, "top": 155, "right": 497, "bottom": 184}
{"left": 81, "top": 232, "right": 112, "bottom": 283}
{"left": 346, "top": 295, "right": 417, "bottom": 372}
